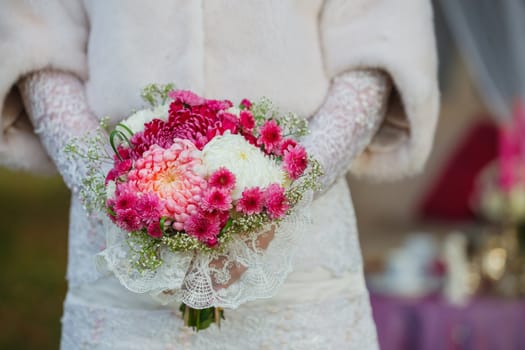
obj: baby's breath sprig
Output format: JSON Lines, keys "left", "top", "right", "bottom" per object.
{"left": 141, "top": 83, "right": 176, "bottom": 108}
{"left": 250, "top": 98, "right": 309, "bottom": 139}
{"left": 286, "top": 157, "right": 324, "bottom": 207}
{"left": 250, "top": 97, "right": 279, "bottom": 128}
{"left": 279, "top": 112, "right": 309, "bottom": 138}
{"left": 65, "top": 119, "right": 114, "bottom": 213}
{"left": 127, "top": 231, "right": 163, "bottom": 271}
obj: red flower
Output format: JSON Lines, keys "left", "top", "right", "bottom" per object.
{"left": 114, "top": 191, "right": 139, "bottom": 211}
{"left": 205, "top": 236, "right": 219, "bottom": 247}
{"left": 236, "top": 187, "right": 264, "bottom": 215}
{"left": 105, "top": 151, "right": 133, "bottom": 184}
{"left": 201, "top": 188, "right": 232, "bottom": 212}
{"left": 278, "top": 138, "right": 298, "bottom": 155}
{"left": 216, "top": 112, "right": 239, "bottom": 135}
{"left": 264, "top": 184, "right": 289, "bottom": 219}
{"left": 239, "top": 110, "right": 255, "bottom": 130}
{"left": 130, "top": 119, "right": 177, "bottom": 158}
{"left": 258, "top": 120, "right": 282, "bottom": 154}
{"left": 168, "top": 90, "right": 206, "bottom": 106}
{"left": 146, "top": 221, "right": 163, "bottom": 238}
{"left": 137, "top": 193, "right": 161, "bottom": 224}
{"left": 115, "top": 208, "right": 143, "bottom": 232}
{"left": 184, "top": 212, "right": 221, "bottom": 242}
{"left": 283, "top": 145, "right": 308, "bottom": 180}
{"left": 208, "top": 167, "right": 236, "bottom": 191}
{"left": 242, "top": 131, "right": 258, "bottom": 146}
{"left": 240, "top": 99, "right": 252, "bottom": 109}
{"left": 168, "top": 109, "right": 215, "bottom": 149}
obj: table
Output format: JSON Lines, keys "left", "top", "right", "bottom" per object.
{"left": 370, "top": 293, "right": 525, "bottom": 350}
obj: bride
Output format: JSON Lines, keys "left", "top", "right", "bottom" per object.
{"left": 0, "top": 1, "right": 438, "bottom": 349}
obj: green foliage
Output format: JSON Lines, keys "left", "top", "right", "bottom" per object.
{"left": 179, "top": 304, "right": 225, "bottom": 332}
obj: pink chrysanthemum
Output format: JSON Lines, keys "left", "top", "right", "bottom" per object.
{"left": 184, "top": 212, "right": 221, "bottom": 243}
{"left": 146, "top": 221, "right": 163, "bottom": 238}
{"left": 240, "top": 98, "right": 252, "bottom": 109}
{"left": 242, "top": 131, "right": 257, "bottom": 146}
{"left": 283, "top": 145, "right": 308, "bottom": 180}
{"left": 126, "top": 140, "right": 207, "bottom": 227}
{"left": 201, "top": 188, "right": 232, "bottom": 212}
{"left": 168, "top": 90, "right": 206, "bottom": 106}
{"left": 239, "top": 110, "right": 255, "bottom": 131}
{"left": 106, "top": 158, "right": 133, "bottom": 184}
{"left": 258, "top": 120, "right": 282, "bottom": 154}
{"left": 115, "top": 208, "right": 143, "bottom": 232}
{"left": 236, "top": 187, "right": 264, "bottom": 215}
{"left": 206, "top": 236, "right": 219, "bottom": 247}
{"left": 264, "top": 183, "right": 289, "bottom": 219}
{"left": 208, "top": 167, "right": 236, "bottom": 191}
{"left": 278, "top": 138, "right": 298, "bottom": 155}
{"left": 114, "top": 190, "right": 139, "bottom": 212}
{"left": 136, "top": 193, "right": 162, "bottom": 224}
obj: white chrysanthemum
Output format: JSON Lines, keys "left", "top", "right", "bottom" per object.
{"left": 202, "top": 132, "right": 285, "bottom": 199}
{"left": 122, "top": 104, "right": 170, "bottom": 133}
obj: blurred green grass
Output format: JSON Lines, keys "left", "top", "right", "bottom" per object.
{"left": 0, "top": 169, "right": 69, "bottom": 349}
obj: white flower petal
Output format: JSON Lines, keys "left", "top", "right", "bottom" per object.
{"left": 202, "top": 133, "right": 284, "bottom": 199}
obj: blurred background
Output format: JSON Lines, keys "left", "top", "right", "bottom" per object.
{"left": 2, "top": 1, "right": 525, "bottom": 349}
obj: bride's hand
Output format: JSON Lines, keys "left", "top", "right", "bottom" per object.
{"left": 210, "top": 226, "right": 276, "bottom": 290}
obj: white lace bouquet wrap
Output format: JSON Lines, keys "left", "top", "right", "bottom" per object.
{"left": 67, "top": 85, "right": 322, "bottom": 330}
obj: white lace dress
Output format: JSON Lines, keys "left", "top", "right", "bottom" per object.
{"left": 20, "top": 69, "right": 390, "bottom": 350}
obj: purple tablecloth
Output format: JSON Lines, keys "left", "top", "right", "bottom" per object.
{"left": 370, "top": 293, "right": 525, "bottom": 350}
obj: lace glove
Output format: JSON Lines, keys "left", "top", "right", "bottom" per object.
{"left": 303, "top": 69, "right": 391, "bottom": 194}
{"left": 18, "top": 70, "right": 101, "bottom": 194}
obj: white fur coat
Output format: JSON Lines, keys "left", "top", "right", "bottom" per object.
{"left": 0, "top": 0, "right": 439, "bottom": 180}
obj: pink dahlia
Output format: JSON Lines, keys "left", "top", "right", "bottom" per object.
{"left": 283, "top": 145, "right": 308, "bottom": 180}
{"left": 184, "top": 212, "right": 221, "bottom": 243}
{"left": 258, "top": 120, "right": 282, "bottom": 154}
{"left": 201, "top": 188, "right": 232, "bottom": 212}
{"left": 126, "top": 140, "right": 207, "bottom": 227}
{"left": 208, "top": 167, "right": 236, "bottom": 191}
{"left": 168, "top": 90, "right": 206, "bottom": 107}
{"left": 168, "top": 109, "right": 215, "bottom": 150}
{"left": 204, "top": 99, "right": 233, "bottom": 112}
{"left": 129, "top": 119, "right": 178, "bottom": 159}
{"left": 168, "top": 108, "right": 238, "bottom": 150}
{"left": 264, "top": 183, "right": 289, "bottom": 219}
{"left": 236, "top": 187, "right": 264, "bottom": 215}
{"left": 239, "top": 110, "right": 255, "bottom": 131}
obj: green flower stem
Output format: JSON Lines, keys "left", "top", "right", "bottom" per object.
{"left": 179, "top": 303, "right": 225, "bottom": 332}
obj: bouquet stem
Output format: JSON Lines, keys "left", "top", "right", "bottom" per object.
{"left": 179, "top": 303, "right": 224, "bottom": 331}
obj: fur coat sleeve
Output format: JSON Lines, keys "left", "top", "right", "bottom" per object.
{"left": 0, "top": 0, "right": 88, "bottom": 173}
{"left": 321, "top": 0, "right": 439, "bottom": 180}
{"left": 0, "top": 0, "right": 439, "bottom": 181}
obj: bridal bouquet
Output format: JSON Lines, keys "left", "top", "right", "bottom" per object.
{"left": 66, "top": 84, "right": 322, "bottom": 331}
